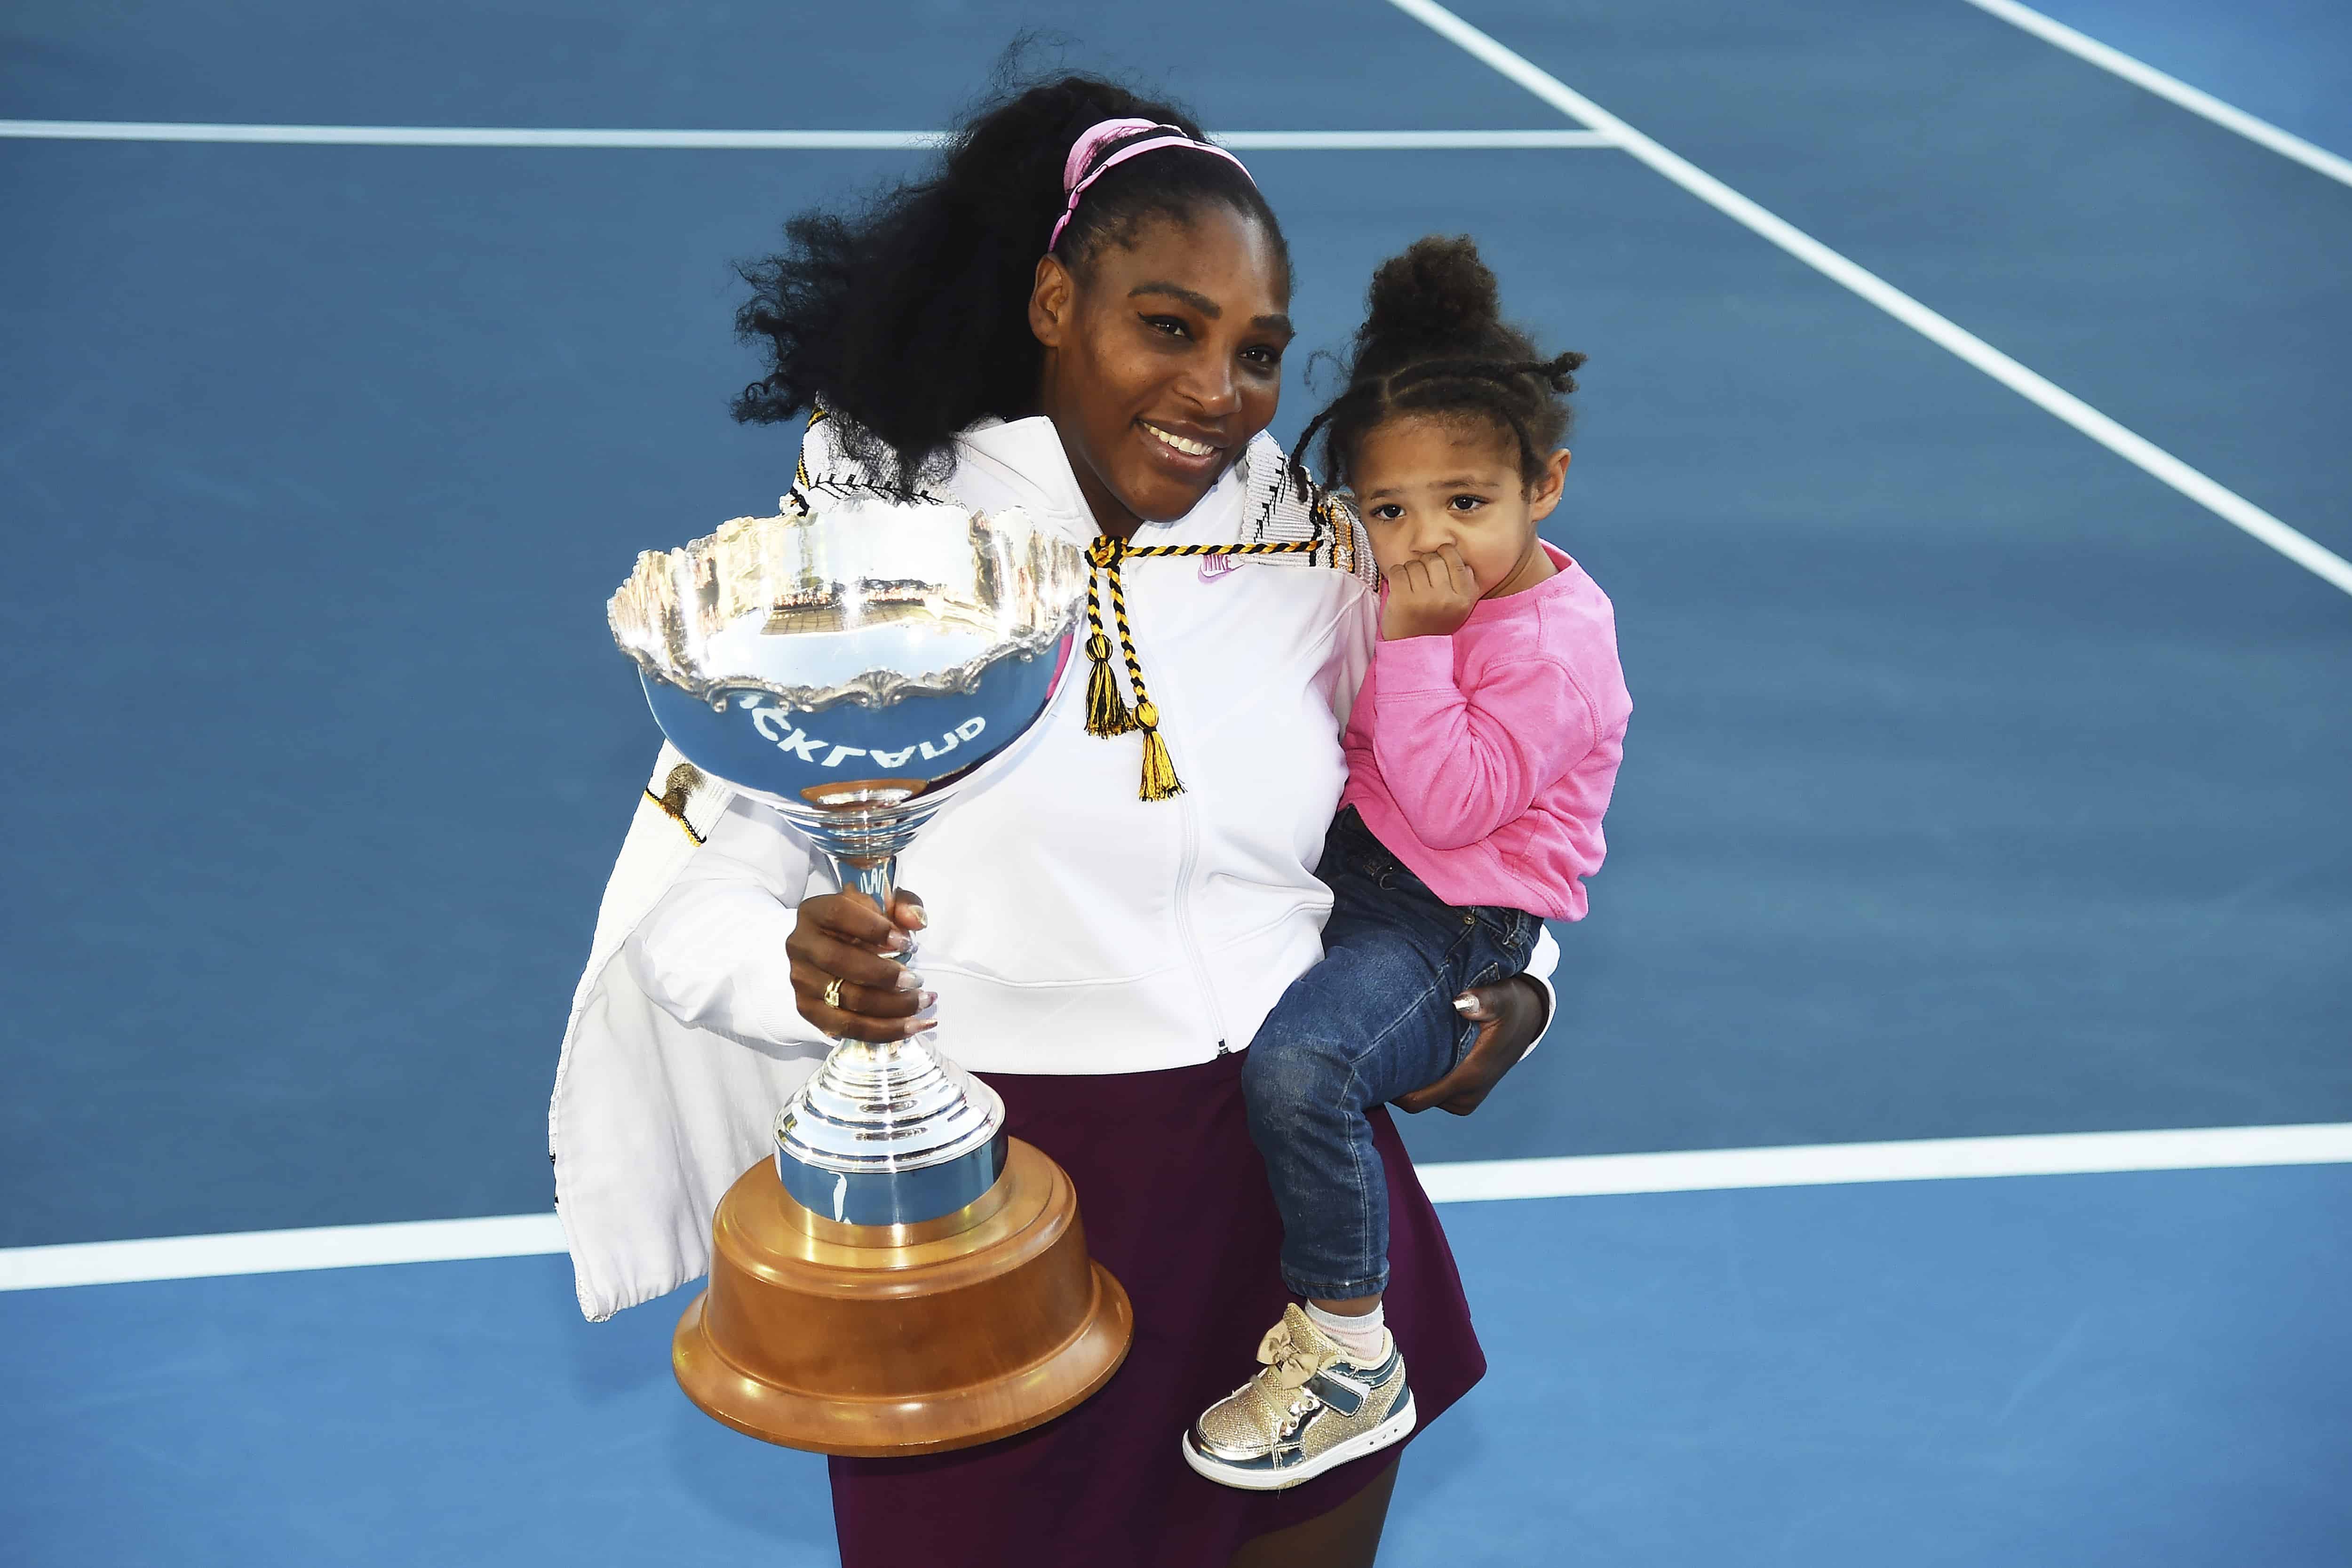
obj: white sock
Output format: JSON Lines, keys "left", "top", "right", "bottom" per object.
{"left": 1304, "top": 1300, "right": 1386, "bottom": 1363}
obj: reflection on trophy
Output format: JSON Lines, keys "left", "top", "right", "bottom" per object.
{"left": 609, "top": 488, "right": 1132, "bottom": 1456}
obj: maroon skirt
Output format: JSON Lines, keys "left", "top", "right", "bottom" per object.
{"left": 828, "top": 1051, "right": 1486, "bottom": 1566}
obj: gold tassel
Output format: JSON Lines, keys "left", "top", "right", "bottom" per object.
{"left": 1069, "top": 537, "right": 1326, "bottom": 804}
{"left": 1083, "top": 632, "right": 1136, "bottom": 736}
{"left": 1134, "top": 701, "right": 1184, "bottom": 801}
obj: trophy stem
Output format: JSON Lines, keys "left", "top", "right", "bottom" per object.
{"left": 834, "top": 851, "right": 904, "bottom": 941}
{"left": 770, "top": 841, "right": 1006, "bottom": 1226}
{"left": 826, "top": 844, "right": 923, "bottom": 1008}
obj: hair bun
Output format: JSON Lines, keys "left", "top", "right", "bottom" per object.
{"left": 1541, "top": 349, "right": 1588, "bottom": 393}
{"left": 1292, "top": 231, "right": 1581, "bottom": 494}
{"left": 1360, "top": 235, "right": 1502, "bottom": 353}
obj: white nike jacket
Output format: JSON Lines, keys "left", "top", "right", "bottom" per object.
{"left": 547, "top": 415, "right": 1557, "bottom": 1321}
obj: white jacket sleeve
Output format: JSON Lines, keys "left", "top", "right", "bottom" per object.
{"left": 550, "top": 749, "right": 835, "bottom": 1322}
{"left": 627, "top": 796, "right": 830, "bottom": 1051}
{"left": 1522, "top": 928, "right": 1560, "bottom": 1055}
{"left": 1321, "top": 588, "right": 1379, "bottom": 733}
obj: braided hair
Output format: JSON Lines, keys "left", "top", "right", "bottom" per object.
{"left": 733, "top": 72, "right": 1289, "bottom": 486}
{"left": 1290, "top": 235, "right": 1583, "bottom": 499}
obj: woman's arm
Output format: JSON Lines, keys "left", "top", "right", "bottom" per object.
{"left": 1392, "top": 971, "right": 1551, "bottom": 1116}
{"left": 629, "top": 796, "right": 940, "bottom": 1047}
{"left": 626, "top": 798, "right": 825, "bottom": 1048}
{"left": 1522, "top": 926, "right": 1559, "bottom": 1052}
{"left": 1392, "top": 928, "right": 1557, "bottom": 1114}
{"left": 1315, "top": 582, "right": 1380, "bottom": 734}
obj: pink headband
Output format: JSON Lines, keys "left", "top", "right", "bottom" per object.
{"left": 1046, "top": 117, "right": 1256, "bottom": 255}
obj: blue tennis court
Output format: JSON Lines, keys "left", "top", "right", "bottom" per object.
{"left": 4, "top": 1, "right": 2348, "bottom": 1561}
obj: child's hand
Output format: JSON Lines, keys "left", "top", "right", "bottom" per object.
{"left": 1381, "top": 543, "right": 1480, "bottom": 640}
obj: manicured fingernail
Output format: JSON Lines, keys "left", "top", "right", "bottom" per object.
{"left": 904, "top": 1017, "right": 938, "bottom": 1036}
{"left": 906, "top": 906, "right": 930, "bottom": 930}
{"left": 919, "top": 991, "right": 938, "bottom": 1010}
{"left": 1452, "top": 994, "right": 1478, "bottom": 1014}
{"left": 884, "top": 931, "right": 910, "bottom": 951}
{"left": 894, "top": 970, "right": 923, "bottom": 992}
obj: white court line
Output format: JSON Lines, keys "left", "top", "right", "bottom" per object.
{"left": 1418, "top": 1122, "right": 2352, "bottom": 1202}
{"left": 0, "top": 120, "right": 1611, "bottom": 151}
{"left": 1386, "top": 0, "right": 2352, "bottom": 602}
{"left": 0, "top": 1213, "right": 568, "bottom": 1293}
{"left": 0, "top": 122, "right": 940, "bottom": 148}
{"left": 1222, "top": 130, "right": 1613, "bottom": 150}
{"left": 1960, "top": 0, "right": 2352, "bottom": 190}
{"left": 4, "top": 1124, "right": 2346, "bottom": 1293}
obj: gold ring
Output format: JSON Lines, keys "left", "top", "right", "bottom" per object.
{"left": 823, "top": 975, "right": 845, "bottom": 1009}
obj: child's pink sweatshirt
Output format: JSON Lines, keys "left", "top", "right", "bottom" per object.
{"left": 1340, "top": 541, "right": 1631, "bottom": 922}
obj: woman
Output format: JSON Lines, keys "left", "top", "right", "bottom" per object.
{"left": 548, "top": 75, "right": 1556, "bottom": 1567}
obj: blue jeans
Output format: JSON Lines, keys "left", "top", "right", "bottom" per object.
{"left": 1242, "top": 807, "right": 1542, "bottom": 1301}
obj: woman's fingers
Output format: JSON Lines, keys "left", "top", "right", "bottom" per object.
{"left": 889, "top": 890, "right": 928, "bottom": 933}
{"left": 786, "top": 941, "right": 936, "bottom": 1038}
{"left": 789, "top": 956, "right": 925, "bottom": 1019}
{"left": 804, "top": 996, "right": 937, "bottom": 1043}
{"left": 801, "top": 890, "right": 910, "bottom": 952}
{"left": 1393, "top": 974, "right": 1545, "bottom": 1116}
{"left": 784, "top": 921, "right": 910, "bottom": 994}
{"left": 786, "top": 890, "right": 937, "bottom": 1040}
{"left": 789, "top": 975, "right": 928, "bottom": 1042}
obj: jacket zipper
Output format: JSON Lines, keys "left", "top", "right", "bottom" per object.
{"left": 1145, "top": 577, "right": 1232, "bottom": 1057}
{"left": 1171, "top": 780, "right": 1231, "bottom": 1054}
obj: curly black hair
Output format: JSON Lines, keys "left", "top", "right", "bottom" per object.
{"left": 1289, "top": 235, "right": 1583, "bottom": 497}
{"left": 732, "top": 72, "right": 1290, "bottom": 486}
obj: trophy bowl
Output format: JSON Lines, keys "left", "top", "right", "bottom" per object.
{"left": 610, "top": 488, "right": 1131, "bottom": 1456}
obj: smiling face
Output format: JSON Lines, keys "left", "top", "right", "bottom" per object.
{"left": 1029, "top": 204, "right": 1293, "bottom": 535}
{"left": 1352, "top": 414, "right": 1571, "bottom": 600}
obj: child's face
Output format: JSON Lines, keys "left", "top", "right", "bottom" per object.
{"left": 1352, "top": 415, "right": 1568, "bottom": 596}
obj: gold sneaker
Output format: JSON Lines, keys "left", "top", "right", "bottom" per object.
{"left": 1182, "top": 1304, "right": 1415, "bottom": 1490}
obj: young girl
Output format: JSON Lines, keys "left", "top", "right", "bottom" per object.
{"left": 1184, "top": 236, "right": 1632, "bottom": 1489}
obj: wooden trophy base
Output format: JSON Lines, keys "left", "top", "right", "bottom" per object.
{"left": 672, "top": 1137, "right": 1133, "bottom": 1457}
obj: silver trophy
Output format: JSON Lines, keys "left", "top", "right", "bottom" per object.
{"left": 610, "top": 488, "right": 1090, "bottom": 1227}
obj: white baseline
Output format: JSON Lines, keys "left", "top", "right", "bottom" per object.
{"left": 1959, "top": 0, "right": 2352, "bottom": 190}
{"left": 0, "top": 120, "right": 1610, "bottom": 151}
{"left": 1385, "top": 0, "right": 2352, "bottom": 603}
{"left": 4, "top": 1123, "right": 2346, "bottom": 1294}
{"left": 1420, "top": 1122, "right": 2352, "bottom": 1202}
